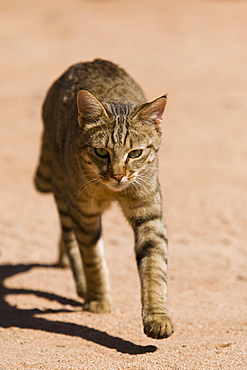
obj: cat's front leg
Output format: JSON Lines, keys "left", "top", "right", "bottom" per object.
{"left": 135, "top": 217, "right": 173, "bottom": 339}
{"left": 122, "top": 193, "right": 174, "bottom": 339}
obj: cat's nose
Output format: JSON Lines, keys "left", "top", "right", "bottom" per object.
{"left": 113, "top": 174, "right": 125, "bottom": 183}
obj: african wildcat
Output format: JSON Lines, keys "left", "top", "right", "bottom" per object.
{"left": 34, "top": 59, "right": 173, "bottom": 339}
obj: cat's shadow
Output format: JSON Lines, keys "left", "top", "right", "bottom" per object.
{"left": 0, "top": 263, "right": 157, "bottom": 355}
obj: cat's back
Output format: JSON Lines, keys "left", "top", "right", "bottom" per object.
{"left": 67, "top": 59, "right": 145, "bottom": 103}
{"left": 42, "top": 59, "right": 146, "bottom": 131}
{"left": 46, "top": 59, "right": 146, "bottom": 108}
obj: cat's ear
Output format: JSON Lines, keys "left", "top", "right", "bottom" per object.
{"left": 134, "top": 95, "right": 167, "bottom": 130}
{"left": 77, "top": 90, "right": 108, "bottom": 127}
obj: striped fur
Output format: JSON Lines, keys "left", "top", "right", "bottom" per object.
{"left": 34, "top": 59, "right": 173, "bottom": 339}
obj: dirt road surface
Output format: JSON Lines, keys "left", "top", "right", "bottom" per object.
{"left": 0, "top": 1, "right": 247, "bottom": 369}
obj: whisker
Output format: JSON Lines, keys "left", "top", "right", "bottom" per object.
{"left": 138, "top": 174, "right": 153, "bottom": 185}
{"left": 133, "top": 177, "right": 150, "bottom": 197}
{"left": 129, "top": 180, "right": 139, "bottom": 194}
{"left": 65, "top": 170, "right": 95, "bottom": 183}
{"left": 148, "top": 163, "right": 175, "bottom": 172}
{"left": 74, "top": 177, "right": 100, "bottom": 203}
{"left": 72, "top": 177, "right": 96, "bottom": 195}
{"left": 91, "top": 181, "right": 105, "bottom": 215}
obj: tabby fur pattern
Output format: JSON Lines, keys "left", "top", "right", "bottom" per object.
{"left": 34, "top": 59, "right": 173, "bottom": 339}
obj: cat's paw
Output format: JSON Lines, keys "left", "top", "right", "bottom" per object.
{"left": 58, "top": 253, "right": 70, "bottom": 268}
{"left": 76, "top": 284, "right": 86, "bottom": 299}
{"left": 143, "top": 313, "right": 174, "bottom": 339}
{"left": 84, "top": 298, "right": 112, "bottom": 313}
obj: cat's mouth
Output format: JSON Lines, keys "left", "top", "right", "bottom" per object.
{"left": 104, "top": 176, "right": 130, "bottom": 192}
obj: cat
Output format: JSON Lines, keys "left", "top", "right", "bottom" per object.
{"left": 34, "top": 59, "right": 173, "bottom": 339}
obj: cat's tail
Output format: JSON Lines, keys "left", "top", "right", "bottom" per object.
{"left": 34, "top": 131, "right": 52, "bottom": 193}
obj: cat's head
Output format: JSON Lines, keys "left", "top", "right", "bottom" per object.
{"left": 77, "top": 90, "right": 167, "bottom": 192}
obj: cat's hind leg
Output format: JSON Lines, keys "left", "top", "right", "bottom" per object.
{"left": 52, "top": 165, "right": 87, "bottom": 299}
{"left": 58, "top": 236, "right": 70, "bottom": 268}
{"left": 34, "top": 131, "right": 52, "bottom": 193}
{"left": 67, "top": 199, "right": 112, "bottom": 313}
{"left": 60, "top": 225, "right": 86, "bottom": 299}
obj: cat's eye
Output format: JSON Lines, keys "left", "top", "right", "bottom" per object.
{"left": 94, "top": 148, "right": 109, "bottom": 158}
{"left": 128, "top": 149, "right": 143, "bottom": 159}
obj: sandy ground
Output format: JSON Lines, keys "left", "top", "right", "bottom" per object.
{"left": 0, "top": 0, "right": 247, "bottom": 369}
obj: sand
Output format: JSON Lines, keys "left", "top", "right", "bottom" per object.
{"left": 0, "top": 0, "right": 246, "bottom": 369}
